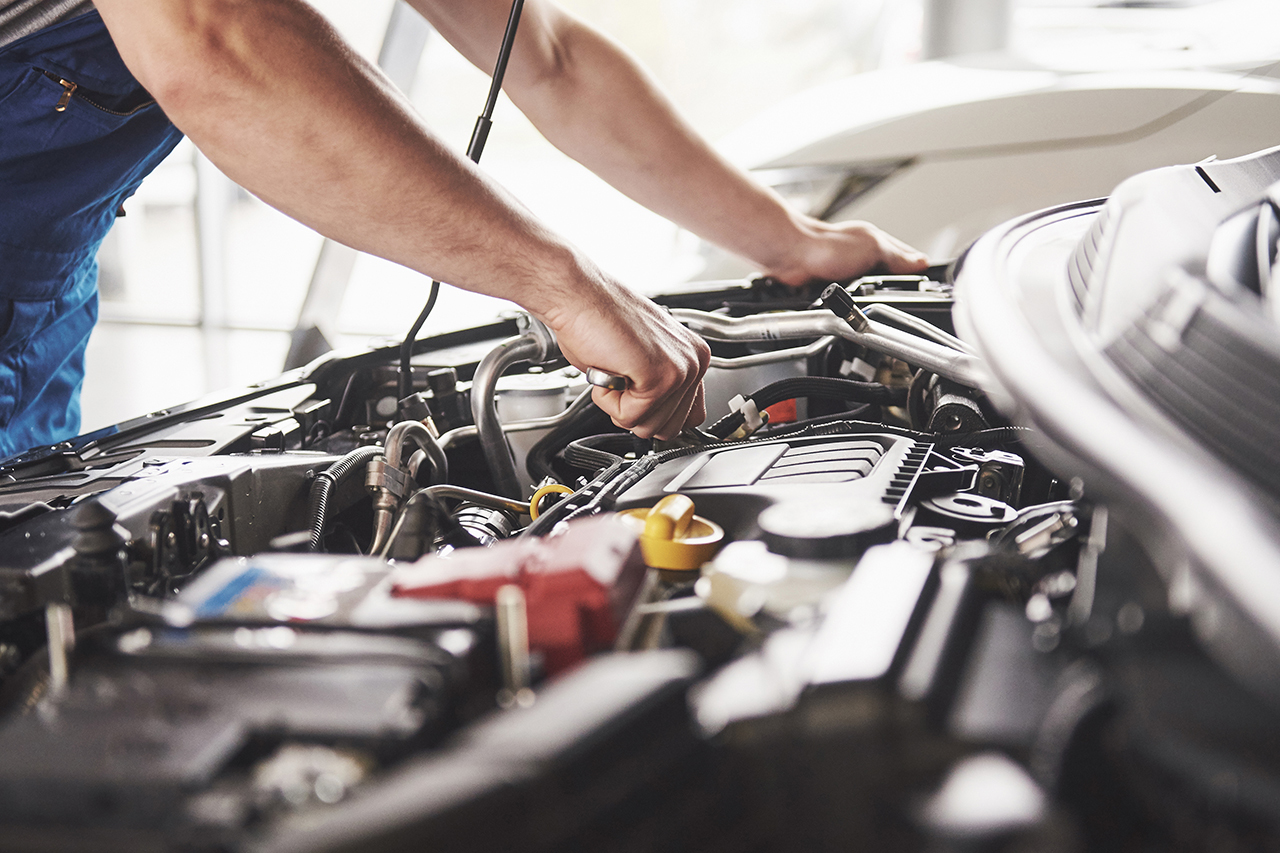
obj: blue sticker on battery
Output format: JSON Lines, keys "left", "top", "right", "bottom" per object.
{"left": 193, "top": 566, "right": 284, "bottom": 619}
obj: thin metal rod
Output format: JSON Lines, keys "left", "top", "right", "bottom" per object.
{"left": 467, "top": 0, "right": 527, "bottom": 162}
{"left": 398, "top": 278, "right": 440, "bottom": 403}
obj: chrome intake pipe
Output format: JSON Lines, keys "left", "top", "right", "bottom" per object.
{"left": 470, "top": 319, "right": 557, "bottom": 499}
{"left": 669, "top": 308, "right": 987, "bottom": 387}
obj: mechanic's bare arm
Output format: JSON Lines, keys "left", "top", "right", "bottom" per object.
{"left": 93, "top": 0, "right": 707, "bottom": 439}
{"left": 413, "top": 0, "right": 928, "bottom": 286}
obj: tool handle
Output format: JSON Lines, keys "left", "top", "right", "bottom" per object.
{"left": 585, "top": 367, "right": 629, "bottom": 392}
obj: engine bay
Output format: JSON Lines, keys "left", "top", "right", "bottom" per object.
{"left": 0, "top": 226, "right": 1276, "bottom": 851}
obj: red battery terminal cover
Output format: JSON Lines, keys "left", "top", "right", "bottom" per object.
{"left": 390, "top": 515, "right": 646, "bottom": 675}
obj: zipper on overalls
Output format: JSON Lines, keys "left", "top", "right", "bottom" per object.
{"left": 52, "top": 76, "right": 77, "bottom": 112}
{"left": 39, "top": 70, "right": 156, "bottom": 116}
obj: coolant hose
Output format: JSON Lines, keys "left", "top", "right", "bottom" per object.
{"left": 306, "top": 445, "right": 383, "bottom": 552}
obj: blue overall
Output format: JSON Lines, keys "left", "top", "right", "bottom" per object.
{"left": 0, "top": 11, "right": 182, "bottom": 458}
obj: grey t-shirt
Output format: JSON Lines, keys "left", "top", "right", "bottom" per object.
{"left": 0, "top": 0, "right": 95, "bottom": 50}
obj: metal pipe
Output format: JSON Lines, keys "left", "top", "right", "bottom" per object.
{"left": 439, "top": 385, "right": 595, "bottom": 451}
{"left": 670, "top": 308, "right": 986, "bottom": 387}
{"left": 386, "top": 420, "right": 448, "bottom": 483}
{"left": 376, "top": 484, "right": 531, "bottom": 559}
{"left": 863, "top": 303, "right": 975, "bottom": 355}
{"left": 470, "top": 328, "right": 555, "bottom": 498}
{"left": 370, "top": 420, "right": 449, "bottom": 555}
{"left": 708, "top": 336, "right": 836, "bottom": 370}
{"left": 369, "top": 510, "right": 395, "bottom": 558}
{"left": 414, "top": 484, "right": 531, "bottom": 516}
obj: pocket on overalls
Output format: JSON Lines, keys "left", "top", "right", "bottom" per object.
{"left": 0, "top": 11, "right": 184, "bottom": 264}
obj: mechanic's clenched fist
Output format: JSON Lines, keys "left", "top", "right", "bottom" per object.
{"left": 761, "top": 216, "right": 929, "bottom": 287}
{"left": 540, "top": 273, "right": 709, "bottom": 441}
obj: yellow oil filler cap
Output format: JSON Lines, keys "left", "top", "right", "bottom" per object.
{"left": 620, "top": 494, "right": 725, "bottom": 571}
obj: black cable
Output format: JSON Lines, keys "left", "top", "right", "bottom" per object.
{"left": 396, "top": 0, "right": 527, "bottom": 409}
{"left": 753, "top": 405, "right": 870, "bottom": 436}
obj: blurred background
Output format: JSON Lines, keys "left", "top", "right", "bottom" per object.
{"left": 82, "top": 0, "right": 1278, "bottom": 431}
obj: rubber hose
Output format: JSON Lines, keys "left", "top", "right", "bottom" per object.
{"left": 307, "top": 446, "right": 383, "bottom": 552}
{"left": 472, "top": 334, "right": 547, "bottom": 499}
{"left": 934, "top": 426, "right": 1032, "bottom": 449}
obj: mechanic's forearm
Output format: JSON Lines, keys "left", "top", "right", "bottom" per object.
{"left": 93, "top": 0, "right": 593, "bottom": 318}
{"left": 505, "top": 19, "right": 812, "bottom": 275}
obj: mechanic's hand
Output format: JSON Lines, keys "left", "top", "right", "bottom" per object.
{"left": 763, "top": 216, "right": 929, "bottom": 287}
{"left": 542, "top": 277, "right": 709, "bottom": 441}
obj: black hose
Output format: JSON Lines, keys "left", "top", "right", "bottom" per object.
{"left": 306, "top": 446, "right": 383, "bottom": 552}
{"left": 709, "top": 376, "right": 907, "bottom": 438}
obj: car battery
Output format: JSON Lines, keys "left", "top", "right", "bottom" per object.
{"left": 0, "top": 622, "right": 467, "bottom": 840}
{"left": 0, "top": 554, "right": 497, "bottom": 842}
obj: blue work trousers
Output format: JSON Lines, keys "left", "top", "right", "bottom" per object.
{"left": 0, "top": 11, "right": 182, "bottom": 458}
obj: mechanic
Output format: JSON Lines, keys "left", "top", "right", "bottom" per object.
{"left": 0, "top": 0, "right": 928, "bottom": 456}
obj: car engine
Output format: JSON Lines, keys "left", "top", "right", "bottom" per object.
{"left": 3, "top": 148, "right": 1280, "bottom": 852}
